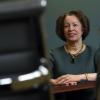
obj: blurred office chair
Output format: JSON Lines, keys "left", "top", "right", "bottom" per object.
{"left": 0, "top": 0, "right": 53, "bottom": 100}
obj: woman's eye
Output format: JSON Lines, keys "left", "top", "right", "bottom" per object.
{"left": 64, "top": 25, "right": 69, "bottom": 28}
{"left": 73, "top": 24, "right": 78, "bottom": 27}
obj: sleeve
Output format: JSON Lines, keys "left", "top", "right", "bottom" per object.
{"left": 47, "top": 49, "right": 58, "bottom": 78}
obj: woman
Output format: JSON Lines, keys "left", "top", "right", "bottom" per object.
{"left": 49, "top": 10, "right": 97, "bottom": 100}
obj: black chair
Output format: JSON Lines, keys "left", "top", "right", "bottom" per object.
{"left": 0, "top": 0, "right": 53, "bottom": 100}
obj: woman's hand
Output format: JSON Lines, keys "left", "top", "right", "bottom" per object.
{"left": 50, "top": 74, "right": 81, "bottom": 86}
{"left": 53, "top": 74, "right": 87, "bottom": 86}
{"left": 55, "top": 74, "right": 81, "bottom": 85}
{"left": 50, "top": 78, "right": 77, "bottom": 86}
{"left": 50, "top": 73, "right": 97, "bottom": 86}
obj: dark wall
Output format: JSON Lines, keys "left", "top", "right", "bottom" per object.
{"left": 44, "top": 0, "right": 100, "bottom": 50}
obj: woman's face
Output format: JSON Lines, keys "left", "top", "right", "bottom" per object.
{"left": 64, "top": 15, "right": 83, "bottom": 42}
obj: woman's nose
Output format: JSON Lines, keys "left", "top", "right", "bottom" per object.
{"left": 69, "top": 25, "right": 74, "bottom": 30}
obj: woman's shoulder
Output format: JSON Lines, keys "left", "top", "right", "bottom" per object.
{"left": 86, "top": 45, "right": 97, "bottom": 53}
{"left": 95, "top": 47, "right": 100, "bottom": 56}
{"left": 50, "top": 45, "right": 64, "bottom": 53}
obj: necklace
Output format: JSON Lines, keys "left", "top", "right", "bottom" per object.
{"left": 64, "top": 44, "right": 84, "bottom": 64}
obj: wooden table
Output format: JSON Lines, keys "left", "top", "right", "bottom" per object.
{"left": 52, "top": 81, "right": 96, "bottom": 94}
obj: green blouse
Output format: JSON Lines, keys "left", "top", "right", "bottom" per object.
{"left": 49, "top": 45, "right": 96, "bottom": 100}
{"left": 49, "top": 45, "right": 96, "bottom": 78}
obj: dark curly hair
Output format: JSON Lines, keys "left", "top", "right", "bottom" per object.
{"left": 56, "top": 10, "right": 90, "bottom": 41}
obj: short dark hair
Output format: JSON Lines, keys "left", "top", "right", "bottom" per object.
{"left": 56, "top": 10, "right": 90, "bottom": 41}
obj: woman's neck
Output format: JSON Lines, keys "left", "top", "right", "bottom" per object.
{"left": 65, "top": 40, "right": 84, "bottom": 54}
